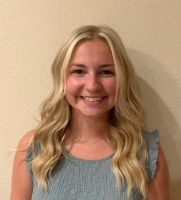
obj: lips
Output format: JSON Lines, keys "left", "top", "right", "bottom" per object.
{"left": 81, "top": 96, "right": 104, "bottom": 102}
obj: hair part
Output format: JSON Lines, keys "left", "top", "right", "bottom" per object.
{"left": 30, "top": 25, "right": 148, "bottom": 199}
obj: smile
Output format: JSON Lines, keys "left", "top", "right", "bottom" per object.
{"left": 81, "top": 96, "right": 104, "bottom": 102}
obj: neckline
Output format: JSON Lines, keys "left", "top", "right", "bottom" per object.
{"left": 63, "top": 147, "right": 114, "bottom": 163}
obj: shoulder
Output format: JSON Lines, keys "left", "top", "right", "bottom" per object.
{"left": 10, "top": 129, "right": 36, "bottom": 199}
{"left": 148, "top": 144, "right": 170, "bottom": 199}
{"left": 15, "top": 128, "right": 36, "bottom": 165}
{"left": 17, "top": 129, "right": 36, "bottom": 151}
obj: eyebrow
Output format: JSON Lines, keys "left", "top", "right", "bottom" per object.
{"left": 69, "top": 63, "right": 114, "bottom": 68}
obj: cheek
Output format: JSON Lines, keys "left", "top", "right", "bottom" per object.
{"left": 65, "top": 77, "right": 82, "bottom": 97}
{"left": 105, "top": 79, "right": 117, "bottom": 96}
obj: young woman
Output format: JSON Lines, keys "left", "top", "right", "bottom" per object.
{"left": 11, "top": 25, "right": 170, "bottom": 200}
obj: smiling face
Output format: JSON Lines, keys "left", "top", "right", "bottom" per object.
{"left": 65, "top": 39, "right": 117, "bottom": 119}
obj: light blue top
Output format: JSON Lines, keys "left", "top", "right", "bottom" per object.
{"left": 26, "top": 130, "right": 160, "bottom": 200}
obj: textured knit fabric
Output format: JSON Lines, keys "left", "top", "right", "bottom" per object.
{"left": 26, "top": 130, "right": 159, "bottom": 200}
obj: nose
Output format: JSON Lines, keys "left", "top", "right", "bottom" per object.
{"left": 85, "top": 73, "right": 102, "bottom": 93}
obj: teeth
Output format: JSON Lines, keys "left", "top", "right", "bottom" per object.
{"left": 82, "top": 96, "right": 102, "bottom": 101}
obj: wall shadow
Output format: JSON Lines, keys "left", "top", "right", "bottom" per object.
{"left": 128, "top": 49, "right": 181, "bottom": 200}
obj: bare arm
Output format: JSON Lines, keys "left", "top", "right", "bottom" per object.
{"left": 10, "top": 130, "right": 35, "bottom": 200}
{"left": 148, "top": 144, "right": 170, "bottom": 200}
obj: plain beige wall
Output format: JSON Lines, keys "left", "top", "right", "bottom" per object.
{"left": 1, "top": 1, "right": 181, "bottom": 199}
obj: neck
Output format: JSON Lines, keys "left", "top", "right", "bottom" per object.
{"left": 66, "top": 111, "right": 110, "bottom": 144}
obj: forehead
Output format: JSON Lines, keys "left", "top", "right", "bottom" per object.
{"left": 69, "top": 39, "right": 114, "bottom": 64}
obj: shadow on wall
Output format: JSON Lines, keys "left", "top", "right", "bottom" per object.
{"left": 128, "top": 49, "right": 181, "bottom": 200}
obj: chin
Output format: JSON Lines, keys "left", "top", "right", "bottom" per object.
{"left": 79, "top": 110, "right": 110, "bottom": 119}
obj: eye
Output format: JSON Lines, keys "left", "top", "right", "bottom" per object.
{"left": 99, "top": 70, "right": 115, "bottom": 76}
{"left": 71, "top": 69, "right": 86, "bottom": 76}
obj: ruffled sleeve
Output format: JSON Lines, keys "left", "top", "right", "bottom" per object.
{"left": 143, "top": 129, "right": 160, "bottom": 182}
{"left": 26, "top": 140, "right": 40, "bottom": 178}
{"left": 26, "top": 144, "right": 33, "bottom": 177}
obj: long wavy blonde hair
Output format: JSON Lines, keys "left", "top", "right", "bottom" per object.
{"left": 30, "top": 25, "right": 148, "bottom": 198}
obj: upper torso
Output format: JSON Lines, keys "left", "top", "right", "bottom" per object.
{"left": 26, "top": 130, "right": 159, "bottom": 200}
